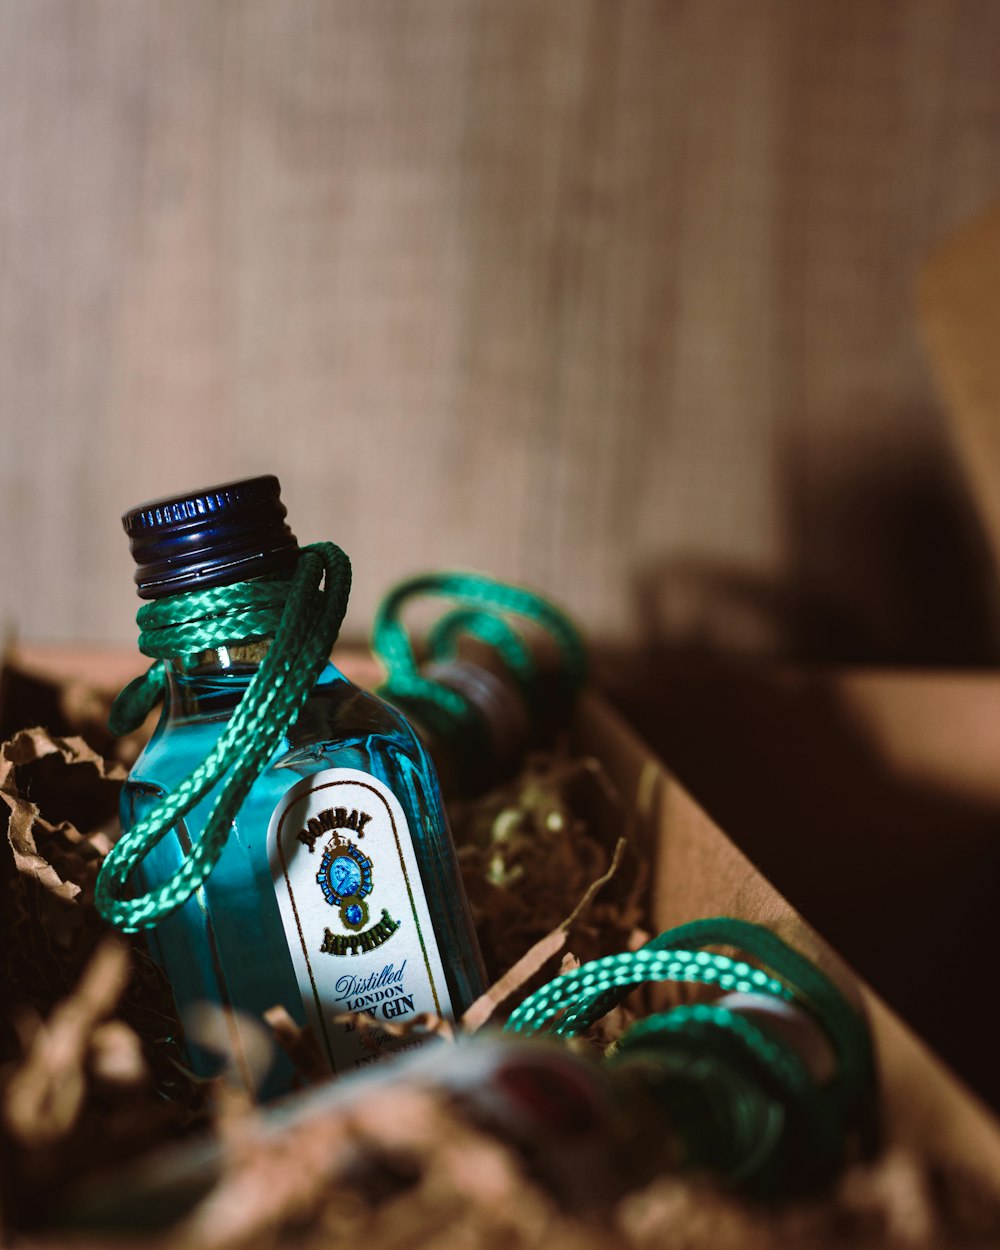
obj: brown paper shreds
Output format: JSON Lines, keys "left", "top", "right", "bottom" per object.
{"left": 178, "top": 1086, "right": 606, "bottom": 1250}
{"left": 3, "top": 937, "right": 133, "bottom": 1147}
{"left": 453, "top": 755, "right": 653, "bottom": 1044}
{"left": 453, "top": 754, "right": 647, "bottom": 993}
{"left": 612, "top": 1153, "right": 1000, "bottom": 1250}
{"left": 0, "top": 725, "right": 210, "bottom": 1233}
{"left": 461, "top": 835, "right": 635, "bottom": 1034}
{"left": 462, "top": 925, "right": 568, "bottom": 1033}
{"left": 0, "top": 647, "right": 149, "bottom": 767}
{"left": 1, "top": 729, "right": 122, "bottom": 1017}
{"left": 264, "top": 1007, "right": 331, "bottom": 1086}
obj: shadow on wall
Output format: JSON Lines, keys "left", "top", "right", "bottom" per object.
{"left": 632, "top": 412, "right": 1000, "bottom": 665}
{"left": 781, "top": 412, "right": 1000, "bottom": 665}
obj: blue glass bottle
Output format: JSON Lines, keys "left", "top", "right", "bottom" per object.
{"left": 117, "top": 478, "right": 485, "bottom": 1100}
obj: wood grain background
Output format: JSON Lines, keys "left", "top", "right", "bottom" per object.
{"left": 3, "top": 1, "right": 1000, "bottom": 656}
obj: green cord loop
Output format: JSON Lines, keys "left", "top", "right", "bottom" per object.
{"left": 371, "top": 571, "right": 586, "bottom": 743}
{"left": 613, "top": 1003, "right": 844, "bottom": 1192}
{"left": 548, "top": 917, "right": 871, "bottom": 1112}
{"left": 427, "top": 609, "right": 537, "bottom": 690}
{"left": 107, "top": 664, "right": 167, "bottom": 737}
{"left": 504, "top": 917, "right": 874, "bottom": 1190}
{"left": 618, "top": 1003, "right": 821, "bottom": 1108}
{"left": 504, "top": 945, "right": 792, "bottom": 1036}
{"left": 97, "top": 542, "right": 351, "bottom": 933}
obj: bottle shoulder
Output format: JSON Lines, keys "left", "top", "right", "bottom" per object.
{"left": 294, "top": 667, "right": 422, "bottom": 751}
{"left": 128, "top": 662, "right": 427, "bottom": 787}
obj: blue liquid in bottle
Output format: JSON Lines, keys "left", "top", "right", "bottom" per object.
{"left": 115, "top": 479, "right": 484, "bottom": 1100}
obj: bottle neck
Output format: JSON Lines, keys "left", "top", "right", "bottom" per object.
{"left": 164, "top": 638, "right": 274, "bottom": 717}
{"left": 168, "top": 638, "right": 273, "bottom": 675}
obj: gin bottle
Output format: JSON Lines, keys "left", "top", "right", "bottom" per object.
{"left": 102, "top": 477, "right": 485, "bottom": 1099}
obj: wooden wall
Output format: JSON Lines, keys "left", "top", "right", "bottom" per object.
{"left": 3, "top": 1, "right": 1000, "bottom": 657}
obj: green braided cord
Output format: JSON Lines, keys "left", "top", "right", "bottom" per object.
{"left": 505, "top": 919, "right": 874, "bottom": 1191}
{"left": 504, "top": 947, "right": 791, "bottom": 1035}
{"left": 556, "top": 917, "right": 871, "bottom": 1111}
{"left": 107, "top": 577, "right": 298, "bottom": 736}
{"left": 137, "top": 579, "right": 293, "bottom": 658}
{"left": 96, "top": 542, "right": 351, "bottom": 933}
{"left": 427, "top": 608, "right": 537, "bottom": 689}
{"left": 107, "top": 664, "right": 168, "bottom": 737}
{"left": 371, "top": 572, "right": 586, "bottom": 743}
{"left": 505, "top": 918, "right": 872, "bottom": 1118}
{"left": 618, "top": 1004, "right": 820, "bottom": 1109}
{"left": 613, "top": 1004, "right": 843, "bottom": 1191}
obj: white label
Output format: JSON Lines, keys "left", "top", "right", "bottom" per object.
{"left": 267, "top": 768, "right": 454, "bottom": 1073}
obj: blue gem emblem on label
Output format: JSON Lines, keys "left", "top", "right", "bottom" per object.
{"left": 331, "top": 856, "right": 361, "bottom": 897}
{"left": 317, "top": 840, "right": 373, "bottom": 907}
{"left": 317, "top": 837, "right": 374, "bottom": 934}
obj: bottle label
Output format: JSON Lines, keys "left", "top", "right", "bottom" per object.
{"left": 267, "top": 767, "right": 454, "bottom": 1074}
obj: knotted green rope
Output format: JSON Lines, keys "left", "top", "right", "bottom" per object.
{"left": 96, "top": 542, "right": 351, "bottom": 933}
{"left": 371, "top": 572, "right": 587, "bottom": 744}
{"left": 504, "top": 917, "right": 874, "bottom": 1192}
